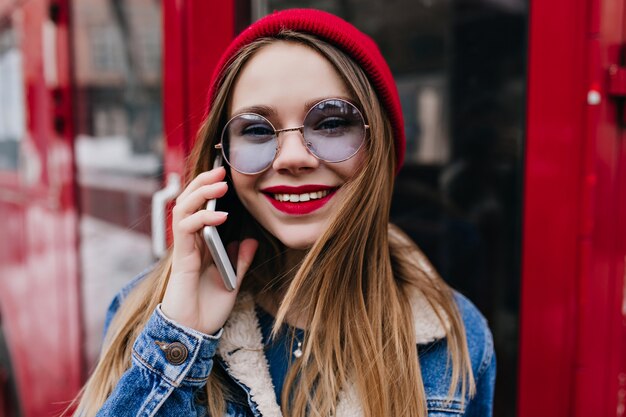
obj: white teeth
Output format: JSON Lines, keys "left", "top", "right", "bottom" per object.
{"left": 273, "top": 189, "right": 331, "bottom": 202}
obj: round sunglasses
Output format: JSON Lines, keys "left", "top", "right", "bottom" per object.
{"left": 215, "top": 98, "right": 369, "bottom": 174}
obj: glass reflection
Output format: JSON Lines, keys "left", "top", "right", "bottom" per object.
{"left": 72, "top": 0, "right": 163, "bottom": 366}
{"left": 0, "top": 23, "right": 26, "bottom": 172}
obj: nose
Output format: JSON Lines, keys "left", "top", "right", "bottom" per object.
{"left": 271, "top": 129, "right": 319, "bottom": 174}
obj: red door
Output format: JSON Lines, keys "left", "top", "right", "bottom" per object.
{"left": 0, "top": 0, "right": 82, "bottom": 416}
{"left": 588, "top": 0, "right": 626, "bottom": 413}
{"left": 162, "top": 0, "right": 242, "bottom": 171}
{"left": 520, "top": 0, "right": 626, "bottom": 415}
{"left": 158, "top": 0, "right": 243, "bottom": 236}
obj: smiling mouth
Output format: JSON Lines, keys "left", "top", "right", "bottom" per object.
{"left": 271, "top": 189, "right": 332, "bottom": 202}
{"left": 261, "top": 186, "right": 338, "bottom": 215}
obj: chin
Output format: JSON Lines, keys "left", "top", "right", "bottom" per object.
{"left": 275, "top": 234, "right": 318, "bottom": 250}
{"left": 270, "top": 226, "right": 322, "bottom": 250}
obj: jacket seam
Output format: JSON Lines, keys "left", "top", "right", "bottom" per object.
{"left": 146, "top": 384, "right": 174, "bottom": 417}
{"left": 185, "top": 375, "right": 210, "bottom": 383}
{"left": 132, "top": 349, "right": 179, "bottom": 387}
{"left": 427, "top": 406, "right": 464, "bottom": 413}
{"left": 427, "top": 398, "right": 466, "bottom": 413}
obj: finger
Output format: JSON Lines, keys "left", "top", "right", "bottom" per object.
{"left": 173, "top": 211, "right": 228, "bottom": 258}
{"left": 236, "top": 238, "right": 259, "bottom": 281}
{"left": 174, "top": 182, "right": 228, "bottom": 217}
{"left": 177, "top": 167, "right": 226, "bottom": 202}
{"left": 175, "top": 210, "right": 228, "bottom": 236}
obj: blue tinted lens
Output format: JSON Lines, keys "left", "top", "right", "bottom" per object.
{"left": 303, "top": 99, "right": 366, "bottom": 162}
{"left": 222, "top": 114, "right": 277, "bottom": 174}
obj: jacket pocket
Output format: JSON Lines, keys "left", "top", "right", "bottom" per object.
{"left": 427, "top": 398, "right": 466, "bottom": 416}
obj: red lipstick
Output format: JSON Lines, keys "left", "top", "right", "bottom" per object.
{"left": 261, "top": 184, "right": 334, "bottom": 194}
{"left": 261, "top": 185, "right": 338, "bottom": 215}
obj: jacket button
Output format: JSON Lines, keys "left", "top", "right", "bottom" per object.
{"left": 156, "top": 341, "right": 188, "bottom": 365}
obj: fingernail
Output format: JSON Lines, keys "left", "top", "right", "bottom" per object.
{"left": 216, "top": 211, "right": 229, "bottom": 217}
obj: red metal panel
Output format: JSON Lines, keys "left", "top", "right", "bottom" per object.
{"left": 612, "top": 117, "right": 626, "bottom": 417}
{"left": 185, "top": 1, "right": 235, "bottom": 150}
{"left": 573, "top": 0, "right": 626, "bottom": 415}
{"left": 597, "top": 0, "right": 626, "bottom": 414}
{"left": 521, "top": 0, "right": 626, "bottom": 415}
{"left": 518, "top": 0, "right": 587, "bottom": 415}
{"left": 571, "top": 0, "right": 605, "bottom": 413}
{"left": 161, "top": 0, "right": 238, "bottom": 251}
{"left": 162, "top": 0, "right": 237, "bottom": 180}
{"left": 162, "top": 0, "right": 188, "bottom": 177}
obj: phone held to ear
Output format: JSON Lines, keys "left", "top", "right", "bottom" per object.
{"left": 202, "top": 155, "right": 238, "bottom": 291}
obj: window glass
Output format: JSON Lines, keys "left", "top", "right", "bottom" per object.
{"left": 71, "top": 0, "right": 163, "bottom": 366}
{"left": 259, "top": 2, "right": 526, "bottom": 415}
{"left": 0, "top": 23, "right": 26, "bottom": 172}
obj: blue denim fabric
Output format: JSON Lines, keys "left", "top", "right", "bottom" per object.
{"left": 422, "top": 292, "right": 497, "bottom": 416}
{"left": 96, "top": 276, "right": 495, "bottom": 417}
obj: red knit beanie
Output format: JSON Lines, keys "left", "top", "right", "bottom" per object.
{"left": 206, "top": 8, "right": 406, "bottom": 171}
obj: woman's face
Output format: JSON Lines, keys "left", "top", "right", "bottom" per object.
{"left": 228, "top": 42, "right": 365, "bottom": 250}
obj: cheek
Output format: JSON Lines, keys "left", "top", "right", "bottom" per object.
{"left": 337, "top": 148, "right": 367, "bottom": 180}
{"left": 230, "top": 172, "right": 256, "bottom": 209}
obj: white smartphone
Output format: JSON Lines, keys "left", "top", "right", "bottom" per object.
{"left": 202, "top": 155, "right": 237, "bottom": 291}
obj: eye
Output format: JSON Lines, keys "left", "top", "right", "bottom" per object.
{"left": 314, "top": 117, "right": 352, "bottom": 135}
{"left": 241, "top": 123, "right": 275, "bottom": 138}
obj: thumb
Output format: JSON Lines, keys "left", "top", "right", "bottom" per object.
{"left": 236, "top": 238, "right": 259, "bottom": 280}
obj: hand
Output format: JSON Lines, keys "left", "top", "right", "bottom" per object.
{"left": 161, "top": 166, "right": 258, "bottom": 335}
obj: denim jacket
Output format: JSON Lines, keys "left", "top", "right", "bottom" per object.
{"left": 96, "top": 271, "right": 496, "bottom": 417}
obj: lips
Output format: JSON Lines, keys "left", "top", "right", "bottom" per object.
{"left": 261, "top": 184, "right": 338, "bottom": 215}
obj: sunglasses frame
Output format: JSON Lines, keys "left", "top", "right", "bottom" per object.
{"left": 215, "top": 97, "right": 369, "bottom": 175}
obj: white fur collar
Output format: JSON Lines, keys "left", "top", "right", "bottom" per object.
{"left": 217, "top": 291, "right": 447, "bottom": 417}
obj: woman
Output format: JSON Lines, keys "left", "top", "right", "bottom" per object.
{"left": 74, "top": 8, "right": 495, "bottom": 417}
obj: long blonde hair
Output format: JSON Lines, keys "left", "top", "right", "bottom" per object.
{"left": 72, "top": 31, "right": 474, "bottom": 417}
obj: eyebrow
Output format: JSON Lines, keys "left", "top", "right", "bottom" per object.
{"left": 231, "top": 105, "right": 278, "bottom": 118}
{"left": 303, "top": 96, "right": 354, "bottom": 110}
{"left": 232, "top": 96, "right": 355, "bottom": 118}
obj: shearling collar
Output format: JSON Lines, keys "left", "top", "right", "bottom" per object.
{"left": 217, "top": 291, "right": 447, "bottom": 417}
